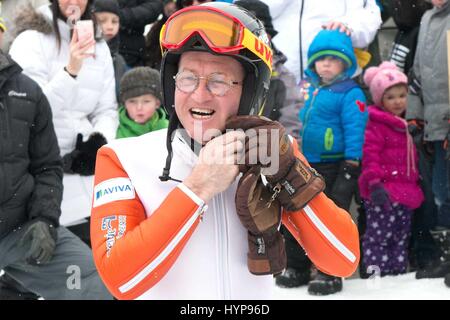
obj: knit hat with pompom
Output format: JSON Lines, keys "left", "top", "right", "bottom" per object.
{"left": 363, "top": 61, "right": 408, "bottom": 107}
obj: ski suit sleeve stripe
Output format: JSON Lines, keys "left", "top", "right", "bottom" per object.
{"left": 281, "top": 137, "right": 360, "bottom": 277}
{"left": 91, "top": 146, "right": 205, "bottom": 300}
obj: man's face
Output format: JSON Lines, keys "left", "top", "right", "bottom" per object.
{"left": 175, "top": 51, "right": 244, "bottom": 144}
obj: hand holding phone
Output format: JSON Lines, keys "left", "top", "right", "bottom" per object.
{"left": 75, "top": 20, "right": 95, "bottom": 55}
{"left": 66, "top": 20, "right": 96, "bottom": 76}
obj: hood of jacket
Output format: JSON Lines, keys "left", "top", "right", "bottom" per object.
{"left": 12, "top": 4, "right": 101, "bottom": 43}
{"left": 368, "top": 105, "right": 407, "bottom": 131}
{"left": 12, "top": 4, "right": 53, "bottom": 40}
{"left": 305, "top": 29, "right": 357, "bottom": 79}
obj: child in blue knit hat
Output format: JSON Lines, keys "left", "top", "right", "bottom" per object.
{"left": 297, "top": 29, "right": 368, "bottom": 296}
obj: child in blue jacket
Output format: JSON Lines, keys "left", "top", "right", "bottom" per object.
{"left": 297, "top": 29, "right": 368, "bottom": 295}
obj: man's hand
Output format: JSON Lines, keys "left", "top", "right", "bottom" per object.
{"left": 184, "top": 130, "right": 246, "bottom": 202}
{"left": 408, "top": 119, "right": 434, "bottom": 161}
{"left": 19, "top": 219, "right": 58, "bottom": 266}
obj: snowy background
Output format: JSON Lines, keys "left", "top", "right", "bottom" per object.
{"left": 273, "top": 273, "right": 449, "bottom": 300}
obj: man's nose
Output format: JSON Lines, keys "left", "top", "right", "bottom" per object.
{"left": 191, "top": 78, "right": 213, "bottom": 102}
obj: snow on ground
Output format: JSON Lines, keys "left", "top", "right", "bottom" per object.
{"left": 273, "top": 272, "right": 450, "bottom": 300}
{"left": 1, "top": 269, "right": 449, "bottom": 299}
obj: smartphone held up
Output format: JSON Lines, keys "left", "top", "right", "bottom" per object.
{"left": 75, "top": 20, "right": 95, "bottom": 55}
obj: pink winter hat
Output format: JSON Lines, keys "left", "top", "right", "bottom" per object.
{"left": 363, "top": 61, "right": 408, "bottom": 107}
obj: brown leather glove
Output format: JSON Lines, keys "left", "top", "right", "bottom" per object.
{"left": 227, "top": 115, "right": 325, "bottom": 212}
{"left": 235, "top": 165, "right": 286, "bottom": 275}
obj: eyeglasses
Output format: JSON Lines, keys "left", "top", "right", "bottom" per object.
{"left": 181, "top": 0, "right": 210, "bottom": 7}
{"left": 174, "top": 70, "right": 242, "bottom": 96}
{"left": 160, "top": 6, "right": 272, "bottom": 71}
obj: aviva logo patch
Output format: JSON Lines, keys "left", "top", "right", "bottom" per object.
{"left": 93, "top": 178, "right": 135, "bottom": 207}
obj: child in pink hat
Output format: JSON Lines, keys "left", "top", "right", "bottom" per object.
{"left": 358, "top": 61, "right": 424, "bottom": 276}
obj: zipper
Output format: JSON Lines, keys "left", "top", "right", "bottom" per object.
{"left": 299, "top": 0, "right": 305, "bottom": 78}
{"left": 300, "top": 87, "right": 319, "bottom": 147}
{"left": 0, "top": 101, "right": 7, "bottom": 203}
{"left": 213, "top": 192, "right": 231, "bottom": 299}
{"left": 219, "top": 192, "right": 231, "bottom": 299}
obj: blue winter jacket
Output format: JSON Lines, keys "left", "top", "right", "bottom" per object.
{"left": 299, "top": 30, "right": 368, "bottom": 163}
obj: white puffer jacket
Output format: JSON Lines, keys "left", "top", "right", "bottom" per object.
{"left": 9, "top": 5, "right": 118, "bottom": 156}
{"left": 262, "top": 0, "right": 382, "bottom": 82}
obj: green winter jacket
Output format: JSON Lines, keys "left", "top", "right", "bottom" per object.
{"left": 116, "top": 106, "right": 168, "bottom": 138}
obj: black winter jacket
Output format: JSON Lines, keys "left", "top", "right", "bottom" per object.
{"left": 118, "top": 0, "right": 163, "bottom": 67}
{"left": 0, "top": 52, "right": 63, "bottom": 240}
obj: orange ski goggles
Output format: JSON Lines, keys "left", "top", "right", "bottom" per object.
{"left": 160, "top": 6, "right": 273, "bottom": 72}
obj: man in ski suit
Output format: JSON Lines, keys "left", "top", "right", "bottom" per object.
{"left": 90, "top": 2, "right": 360, "bottom": 300}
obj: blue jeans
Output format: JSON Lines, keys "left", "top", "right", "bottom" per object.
{"left": 432, "top": 141, "right": 450, "bottom": 228}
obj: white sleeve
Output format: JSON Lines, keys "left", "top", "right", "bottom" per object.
{"left": 337, "top": 0, "right": 382, "bottom": 48}
{"left": 88, "top": 48, "right": 118, "bottom": 142}
{"left": 9, "top": 31, "right": 78, "bottom": 118}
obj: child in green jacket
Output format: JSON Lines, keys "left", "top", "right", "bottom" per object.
{"left": 117, "top": 67, "right": 168, "bottom": 138}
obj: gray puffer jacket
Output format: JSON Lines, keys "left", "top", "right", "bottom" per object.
{"left": 406, "top": 2, "right": 450, "bottom": 141}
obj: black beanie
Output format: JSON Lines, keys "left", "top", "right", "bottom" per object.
{"left": 234, "top": 0, "right": 278, "bottom": 38}
{"left": 119, "top": 67, "right": 162, "bottom": 103}
{"left": 93, "top": 0, "right": 120, "bottom": 17}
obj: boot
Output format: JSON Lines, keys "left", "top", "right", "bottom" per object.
{"left": 275, "top": 267, "right": 311, "bottom": 288}
{"left": 307, "top": 270, "right": 343, "bottom": 296}
{"left": 416, "top": 228, "right": 450, "bottom": 279}
{"left": 445, "top": 273, "right": 450, "bottom": 288}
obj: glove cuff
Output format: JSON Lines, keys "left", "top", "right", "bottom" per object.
{"left": 247, "top": 230, "right": 286, "bottom": 276}
{"left": 268, "top": 158, "right": 325, "bottom": 212}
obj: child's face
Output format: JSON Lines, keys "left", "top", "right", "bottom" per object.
{"left": 431, "top": 0, "right": 447, "bottom": 8}
{"left": 125, "top": 94, "right": 160, "bottom": 124}
{"left": 314, "top": 56, "right": 345, "bottom": 83}
{"left": 95, "top": 12, "right": 120, "bottom": 41}
{"left": 164, "top": 2, "right": 178, "bottom": 17}
{"left": 382, "top": 85, "right": 408, "bottom": 116}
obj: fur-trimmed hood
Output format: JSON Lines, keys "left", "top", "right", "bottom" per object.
{"left": 11, "top": 4, "right": 53, "bottom": 40}
{"left": 11, "top": 4, "right": 102, "bottom": 45}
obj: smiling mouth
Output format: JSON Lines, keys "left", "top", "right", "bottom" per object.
{"left": 190, "top": 108, "right": 215, "bottom": 119}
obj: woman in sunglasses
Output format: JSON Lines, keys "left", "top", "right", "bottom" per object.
{"left": 90, "top": 2, "right": 360, "bottom": 300}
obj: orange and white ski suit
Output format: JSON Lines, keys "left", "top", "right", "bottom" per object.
{"left": 91, "top": 128, "right": 360, "bottom": 299}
